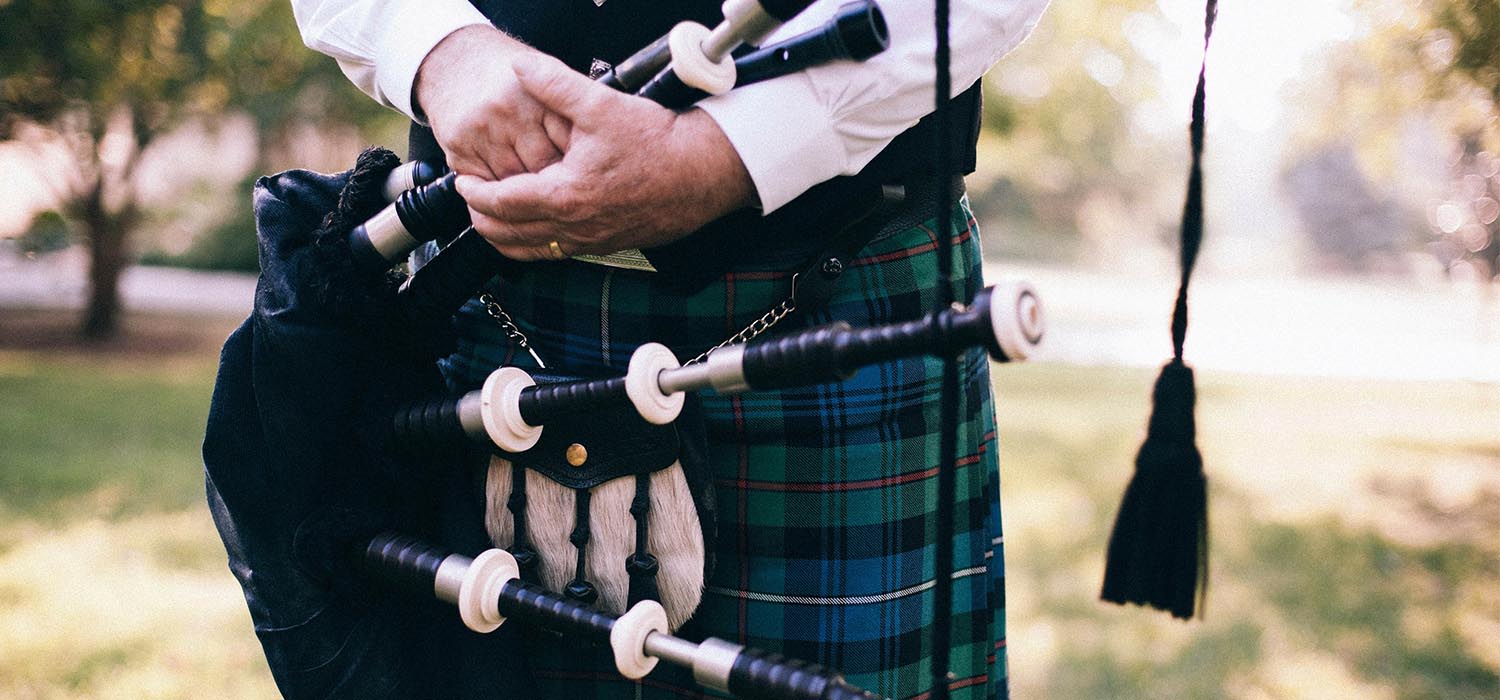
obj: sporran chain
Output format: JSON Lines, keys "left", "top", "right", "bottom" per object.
{"left": 684, "top": 294, "right": 795, "bottom": 366}
{"left": 479, "top": 292, "right": 548, "bottom": 368}
{"left": 480, "top": 286, "right": 799, "bottom": 369}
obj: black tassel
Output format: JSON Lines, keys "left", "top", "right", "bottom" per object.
{"left": 1100, "top": 0, "right": 1216, "bottom": 620}
{"left": 1100, "top": 359, "right": 1208, "bottom": 619}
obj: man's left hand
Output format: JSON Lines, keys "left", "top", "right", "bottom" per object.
{"left": 455, "top": 53, "right": 757, "bottom": 261}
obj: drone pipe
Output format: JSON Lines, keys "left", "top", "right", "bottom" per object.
{"left": 731, "top": 281, "right": 1045, "bottom": 388}
{"left": 387, "top": 283, "right": 1041, "bottom": 454}
{"left": 390, "top": 229, "right": 512, "bottom": 331}
{"left": 386, "top": 345, "right": 681, "bottom": 455}
{"left": 348, "top": 172, "right": 469, "bottom": 276}
{"left": 640, "top": 0, "right": 888, "bottom": 110}
{"left": 358, "top": 532, "right": 883, "bottom": 699}
{"left": 380, "top": 160, "right": 445, "bottom": 203}
{"left": 602, "top": 0, "right": 822, "bottom": 94}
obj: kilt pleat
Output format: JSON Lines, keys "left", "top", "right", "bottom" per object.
{"left": 438, "top": 200, "right": 1008, "bottom": 700}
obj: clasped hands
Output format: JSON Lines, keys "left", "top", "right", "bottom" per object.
{"left": 416, "top": 26, "right": 757, "bottom": 261}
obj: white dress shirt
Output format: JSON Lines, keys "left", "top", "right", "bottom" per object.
{"left": 290, "top": 0, "right": 1048, "bottom": 212}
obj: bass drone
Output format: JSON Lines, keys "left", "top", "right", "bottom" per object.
{"left": 346, "top": 0, "right": 890, "bottom": 277}
{"left": 357, "top": 532, "right": 883, "bottom": 700}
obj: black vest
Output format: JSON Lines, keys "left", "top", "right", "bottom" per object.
{"left": 410, "top": 0, "right": 980, "bottom": 285}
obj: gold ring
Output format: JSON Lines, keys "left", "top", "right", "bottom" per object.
{"left": 547, "top": 240, "right": 567, "bottom": 260}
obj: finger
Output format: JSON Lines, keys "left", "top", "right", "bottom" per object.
{"left": 468, "top": 208, "right": 564, "bottom": 247}
{"left": 542, "top": 111, "right": 572, "bottom": 152}
{"left": 456, "top": 173, "right": 570, "bottom": 222}
{"left": 511, "top": 52, "right": 606, "bottom": 119}
{"left": 478, "top": 146, "right": 528, "bottom": 181}
{"left": 445, "top": 150, "right": 498, "bottom": 180}
{"left": 488, "top": 241, "right": 553, "bottom": 262}
{"left": 514, "top": 130, "right": 564, "bottom": 174}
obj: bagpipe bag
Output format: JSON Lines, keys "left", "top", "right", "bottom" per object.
{"left": 202, "top": 152, "right": 539, "bottom": 699}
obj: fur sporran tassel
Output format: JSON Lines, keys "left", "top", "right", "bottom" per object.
{"left": 485, "top": 458, "right": 706, "bottom": 630}
{"left": 1100, "top": 0, "right": 1216, "bottom": 620}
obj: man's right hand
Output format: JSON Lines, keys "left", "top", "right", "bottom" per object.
{"left": 414, "top": 25, "right": 569, "bottom": 180}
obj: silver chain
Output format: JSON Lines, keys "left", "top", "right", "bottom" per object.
{"left": 479, "top": 279, "right": 799, "bottom": 369}
{"left": 479, "top": 292, "right": 547, "bottom": 368}
{"left": 684, "top": 294, "right": 795, "bottom": 366}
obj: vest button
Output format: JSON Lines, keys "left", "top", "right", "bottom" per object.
{"left": 566, "top": 443, "right": 588, "bottom": 467}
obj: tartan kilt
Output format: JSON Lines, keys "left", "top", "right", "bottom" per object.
{"left": 437, "top": 199, "right": 1007, "bottom": 700}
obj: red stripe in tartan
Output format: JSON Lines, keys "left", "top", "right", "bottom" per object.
{"left": 855, "top": 227, "right": 973, "bottom": 268}
{"left": 713, "top": 453, "right": 982, "bottom": 493}
{"left": 731, "top": 392, "right": 751, "bottom": 645}
{"left": 724, "top": 269, "right": 741, "bottom": 337}
{"left": 903, "top": 673, "right": 990, "bottom": 700}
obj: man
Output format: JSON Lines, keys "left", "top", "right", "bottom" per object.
{"left": 288, "top": 0, "right": 1047, "bottom": 697}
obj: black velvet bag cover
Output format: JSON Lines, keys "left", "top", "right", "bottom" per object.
{"left": 203, "top": 148, "right": 537, "bottom": 699}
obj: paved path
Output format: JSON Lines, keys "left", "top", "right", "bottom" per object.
{"left": 990, "top": 262, "right": 1500, "bottom": 383}
{"left": 0, "top": 248, "right": 256, "bottom": 317}
{"left": 2, "top": 249, "right": 1495, "bottom": 382}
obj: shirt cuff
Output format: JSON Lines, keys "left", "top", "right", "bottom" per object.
{"left": 374, "top": 0, "right": 492, "bottom": 121}
{"left": 695, "top": 75, "right": 847, "bottom": 214}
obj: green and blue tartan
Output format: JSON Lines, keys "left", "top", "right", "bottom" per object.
{"left": 438, "top": 201, "right": 1007, "bottom": 700}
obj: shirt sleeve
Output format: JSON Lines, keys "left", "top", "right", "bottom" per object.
{"left": 290, "top": 0, "right": 492, "bottom": 120}
{"left": 695, "top": 0, "right": 1050, "bottom": 212}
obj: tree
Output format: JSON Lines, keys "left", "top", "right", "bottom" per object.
{"left": 973, "top": 0, "right": 1187, "bottom": 266}
{"left": 1284, "top": 0, "right": 1500, "bottom": 279}
{"left": 1421, "top": 0, "right": 1500, "bottom": 281}
{"left": 0, "top": 0, "right": 394, "bottom": 337}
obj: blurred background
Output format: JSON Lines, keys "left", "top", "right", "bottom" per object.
{"left": 1, "top": 0, "right": 1496, "bottom": 698}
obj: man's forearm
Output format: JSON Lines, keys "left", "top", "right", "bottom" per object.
{"left": 290, "top": 0, "right": 491, "bottom": 118}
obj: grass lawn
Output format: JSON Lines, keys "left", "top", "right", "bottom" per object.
{"left": 0, "top": 310, "right": 1495, "bottom": 699}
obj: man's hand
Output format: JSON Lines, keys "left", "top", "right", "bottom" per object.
{"left": 454, "top": 53, "right": 757, "bottom": 261}
{"left": 415, "top": 26, "right": 569, "bottom": 180}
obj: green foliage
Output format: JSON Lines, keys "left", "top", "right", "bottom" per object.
{"left": 1287, "top": 1, "right": 1500, "bottom": 278}
{"left": 138, "top": 173, "right": 262, "bottom": 272}
{"left": 17, "top": 210, "right": 74, "bottom": 254}
{"left": 1429, "top": 0, "right": 1500, "bottom": 111}
{"left": 138, "top": 211, "right": 260, "bottom": 272}
{"left": 0, "top": 0, "right": 396, "bottom": 334}
{"left": 0, "top": 0, "right": 387, "bottom": 141}
{"left": 973, "top": 0, "right": 1185, "bottom": 262}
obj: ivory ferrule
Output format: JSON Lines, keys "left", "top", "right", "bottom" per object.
{"left": 364, "top": 204, "right": 420, "bottom": 262}
{"left": 433, "top": 553, "right": 471, "bottom": 605}
{"left": 691, "top": 637, "right": 743, "bottom": 692}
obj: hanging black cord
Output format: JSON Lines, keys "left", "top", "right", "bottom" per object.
{"left": 930, "top": 0, "right": 958, "bottom": 695}
{"left": 1172, "top": 0, "right": 1217, "bottom": 361}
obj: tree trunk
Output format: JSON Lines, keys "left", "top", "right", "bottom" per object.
{"left": 78, "top": 184, "right": 133, "bottom": 340}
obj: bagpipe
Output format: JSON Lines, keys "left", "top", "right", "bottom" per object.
{"left": 205, "top": 0, "right": 1050, "bottom": 697}
{"left": 206, "top": 0, "right": 1218, "bottom": 694}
